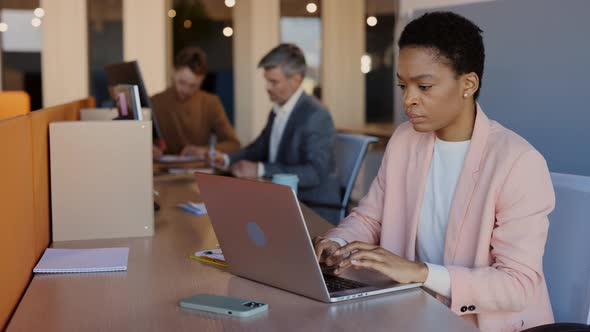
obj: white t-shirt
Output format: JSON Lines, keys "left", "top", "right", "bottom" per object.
{"left": 417, "top": 137, "right": 470, "bottom": 299}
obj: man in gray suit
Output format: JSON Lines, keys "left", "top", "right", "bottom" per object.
{"left": 209, "top": 43, "right": 340, "bottom": 207}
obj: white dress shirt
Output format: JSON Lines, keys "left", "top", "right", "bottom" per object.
{"left": 258, "top": 86, "right": 304, "bottom": 177}
{"left": 268, "top": 86, "right": 304, "bottom": 163}
{"left": 222, "top": 86, "right": 304, "bottom": 176}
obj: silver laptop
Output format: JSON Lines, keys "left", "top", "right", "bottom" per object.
{"left": 196, "top": 173, "right": 422, "bottom": 303}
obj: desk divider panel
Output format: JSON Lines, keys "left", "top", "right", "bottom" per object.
{"left": 30, "top": 97, "right": 95, "bottom": 259}
{"left": 49, "top": 120, "right": 154, "bottom": 241}
{"left": 0, "top": 116, "right": 35, "bottom": 330}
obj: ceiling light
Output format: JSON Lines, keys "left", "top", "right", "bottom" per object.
{"left": 367, "top": 16, "right": 378, "bottom": 27}
{"left": 361, "top": 54, "right": 372, "bottom": 74}
{"left": 32, "top": 17, "right": 42, "bottom": 28}
{"left": 34, "top": 8, "right": 45, "bottom": 18}
{"left": 306, "top": 3, "right": 317, "bottom": 14}
{"left": 223, "top": 27, "right": 233, "bottom": 37}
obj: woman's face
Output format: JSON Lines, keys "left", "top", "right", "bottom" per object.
{"left": 397, "top": 47, "right": 477, "bottom": 141}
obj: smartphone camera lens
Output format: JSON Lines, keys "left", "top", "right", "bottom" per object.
{"left": 243, "top": 301, "right": 263, "bottom": 308}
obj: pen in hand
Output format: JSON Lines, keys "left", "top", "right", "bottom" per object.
{"left": 209, "top": 134, "right": 217, "bottom": 167}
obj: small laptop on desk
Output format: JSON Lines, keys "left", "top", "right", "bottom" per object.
{"left": 195, "top": 173, "right": 422, "bottom": 303}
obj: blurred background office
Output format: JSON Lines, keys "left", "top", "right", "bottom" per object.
{"left": 1, "top": 0, "right": 590, "bottom": 190}
{"left": 0, "top": 0, "right": 395, "bottom": 138}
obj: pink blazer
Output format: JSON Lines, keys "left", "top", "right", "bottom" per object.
{"left": 325, "top": 106, "right": 555, "bottom": 332}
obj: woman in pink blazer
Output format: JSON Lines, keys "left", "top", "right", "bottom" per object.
{"left": 315, "top": 12, "right": 555, "bottom": 332}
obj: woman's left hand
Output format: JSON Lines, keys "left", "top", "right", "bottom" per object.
{"left": 332, "top": 241, "right": 429, "bottom": 284}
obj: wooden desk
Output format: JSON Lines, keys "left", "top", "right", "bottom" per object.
{"left": 7, "top": 175, "right": 478, "bottom": 331}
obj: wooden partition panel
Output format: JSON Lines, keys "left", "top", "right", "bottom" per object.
{"left": 30, "top": 97, "right": 94, "bottom": 258}
{"left": 0, "top": 116, "right": 35, "bottom": 330}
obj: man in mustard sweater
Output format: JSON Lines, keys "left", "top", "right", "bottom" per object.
{"left": 151, "top": 47, "right": 240, "bottom": 158}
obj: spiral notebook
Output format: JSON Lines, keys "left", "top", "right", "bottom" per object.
{"left": 33, "top": 248, "right": 129, "bottom": 273}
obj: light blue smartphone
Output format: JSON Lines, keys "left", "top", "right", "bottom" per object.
{"left": 179, "top": 294, "right": 268, "bottom": 317}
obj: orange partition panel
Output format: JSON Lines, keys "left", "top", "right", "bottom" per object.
{"left": 0, "top": 91, "right": 31, "bottom": 120}
{"left": 30, "top": 97, "right": 96, "bottom": 258}
{"left": 0, "top": 116, "right": 35, "bottom": 330}
{"left": 0, "top": 97, "right": 95, "bottom": 329}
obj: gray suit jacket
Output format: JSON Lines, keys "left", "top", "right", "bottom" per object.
{"left": 228, "top": 93, "right": 340, "bottom": 205}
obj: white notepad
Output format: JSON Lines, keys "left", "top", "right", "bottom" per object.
{"left": 159, "top": 155, "right": 203, "bottom": 163}
{"left": 33, "top": 248, "right": 129, "bottom": 273}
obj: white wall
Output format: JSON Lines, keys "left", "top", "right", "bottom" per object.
{"left": 40, "top": 0, "right": 88, "bottom": 107}
{"left": 123, "top": 0, "right": 170, "bottom": 96}
{"left": 322, "top": 0, "right": 366, "bottom": 129}
{"left": 232, "top": 0, "right": 280, "bottom": 144}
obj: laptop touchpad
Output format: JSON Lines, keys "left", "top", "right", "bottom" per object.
{"left": 336, "top": 267, "right": 400, "bottom": 287}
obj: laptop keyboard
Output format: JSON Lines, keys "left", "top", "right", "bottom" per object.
{"left": 323, "top": 273, "right": 369, "bottom": 293}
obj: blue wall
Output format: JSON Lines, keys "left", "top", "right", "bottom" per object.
{"left": 418, "top": 0, "right": 590, "bottom": 175}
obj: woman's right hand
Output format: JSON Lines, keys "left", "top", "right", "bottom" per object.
{"left": 313, "top": 236, "right": 342, "bottom": 266}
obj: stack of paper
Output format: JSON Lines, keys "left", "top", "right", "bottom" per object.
{"left": 33, "top": 248, "right": 129, "bottom": 273}
{"left": 177, "top": 202, "right": 208, "bottom": 215}
{"left": 159, "top": 155, "right": 203, "bottom": 163}
{"left": 168, "top": 168, "right": 214, "bottom": 175}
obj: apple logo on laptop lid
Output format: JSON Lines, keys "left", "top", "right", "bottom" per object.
{"left": 246, "top": 222, "right": 266, "bottom": 247}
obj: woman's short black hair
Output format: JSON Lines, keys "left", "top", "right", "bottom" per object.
{"left": 398, "top": 11, "right": 485, "bottom": 99}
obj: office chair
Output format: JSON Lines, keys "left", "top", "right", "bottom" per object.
{"left": 310, "top": 133, "right": 378, "bottom": 225}
{"left": 530, "top": 172, "right": 590, "bottom": 331}
{"left": 0, "top": 91, "right": 31, "bottom": 120}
